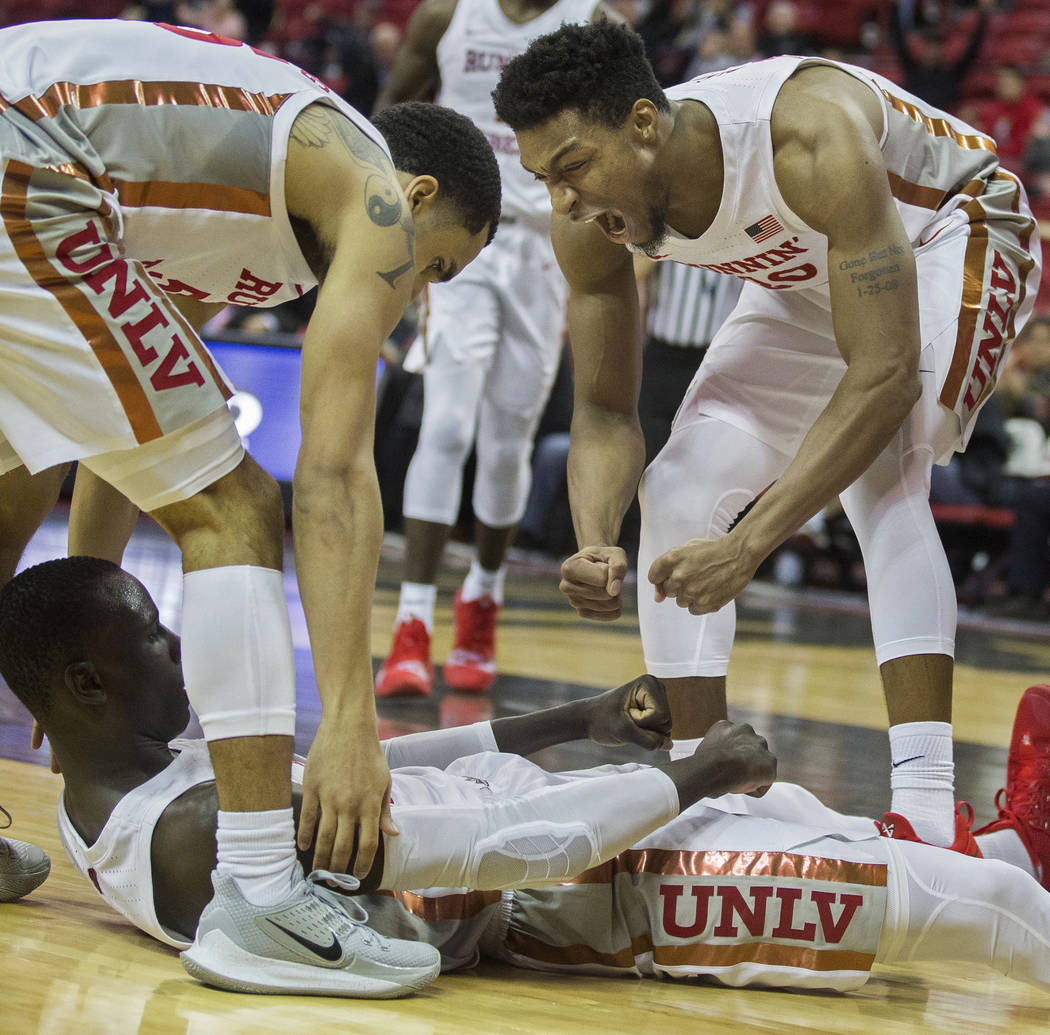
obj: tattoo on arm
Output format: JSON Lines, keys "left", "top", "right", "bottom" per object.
{"left": 293, "top": 105, "right": 418, "bottom": 290}
{"left": 838, "top": 242, "right": 906, "bottom": 299}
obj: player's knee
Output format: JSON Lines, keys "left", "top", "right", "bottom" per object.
{"left": 419, "top": 412, "right": 476, "bottom": 466}
{"left": 472, "top": 823, "right": 597, "bottom": 889}
{"left": 153, "top": 455, "right": 284, "bottom": 565}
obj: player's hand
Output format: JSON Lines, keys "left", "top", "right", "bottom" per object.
{"left": 297, "top": 717, "right": 397, "bottom": 877}
{"left": 31, "top": 720, "right": 61, "bottom": 774}
{"left": 586, "top": 674, "right": 672, "bottom": 750}
{"left": 648, "top": 535, "right": 758, "bottom": 615}
{"left": 695, "top": 719, "right": 777, "bottom": 797}
{"left": 560, "top": 545, "right": 628, "bottom": 621}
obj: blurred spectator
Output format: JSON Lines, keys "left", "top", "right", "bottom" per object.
{"left": 1023, "top": 108, "right": 1050, "bottom": 201}
{"left": 983, "top": 317, "right": 1050, "bottom": 620}
{"left": 371, "top": 20, "right": 403, "bottom": 89}
{"left": 889, "top": 0, "right": 990, "bottom": 113}
{"left": 684, "top": 5, "right": 757, "bottom": 77}
{"left": 756, "top": 0, "right": 811, "bottom": 58}
{"left": 979, "top": 65, "right": 1046, "bottom": 172}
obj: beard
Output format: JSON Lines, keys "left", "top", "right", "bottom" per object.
{"left": 636, "top": 173, "right": 671, "bottom": 256}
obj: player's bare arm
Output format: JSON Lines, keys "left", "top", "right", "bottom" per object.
{"left": 285, "top": 104, "right": 420, "bottom": 875}
{"left": 551, "top": 214, "right": 645, "bottom": 619}
{"left": 373, "top": 0, "right": 457, "bottom": 111}
{"left": 650, "top": 70, "right": 921, "bottom": 613}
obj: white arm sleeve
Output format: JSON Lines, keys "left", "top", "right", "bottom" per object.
{"left": 381, "top": 721, "right": 499, "bottom": 770}
{"left": 381, "top": 766, "right": 680, "bottom": 892}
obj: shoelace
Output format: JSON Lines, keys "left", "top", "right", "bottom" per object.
{"left": 394, "top": 620, "right": 430, "bottom": 658}
{"left": 306, "top": 870, "right": 380, "bottom": 947}
{"left": 0, "top": 804, "right": 11, "bottom": 830}
{"left": 1002, "top": 762, "right": 1050, "bottom": 829}
{"left": 455, "top": 599, "right": 497, "bottom": 654}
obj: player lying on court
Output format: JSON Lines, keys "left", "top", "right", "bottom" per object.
{"left": 0, "top": 17, "right": 501, "bottom": 995}
{"left": 5, "top": 558, "right": 1050, "bottom": 996}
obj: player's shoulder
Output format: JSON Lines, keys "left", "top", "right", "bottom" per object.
{"left": 774, "top": 63, "right": 881, "bottom": 146}
{"left": 286, "top": 104, "right": 396, "bottom": 227}
{"left": 407, "top": 0, "right": 460, "bottom": 42}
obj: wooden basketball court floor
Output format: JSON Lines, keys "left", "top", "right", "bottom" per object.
{"left": 3, "top": 510, "right": 1050, "bottom": 1033}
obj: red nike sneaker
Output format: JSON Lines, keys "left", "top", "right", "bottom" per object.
{"left": 443, "top": 590, "right": 498, "bottom": 694}
{"left": 877, "top": 802, "right": 983, "bottom": 856}
{"left": 973, "top": 684, "right": 1050, "bottom": 887}
{"left": 375, "top": 618, "right": 433, "bottom": 698}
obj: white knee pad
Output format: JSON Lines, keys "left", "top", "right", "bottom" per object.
{"left": 180, "top": 565, "right": 296, "bottom": 740}
{"left": 839, "top": 419, "right": 956, "bottom": 664}
{"left": 402, "top": 359, "right": 487, "bottom": 525}
{"left": 472, "top": 399, "right": 542, "bottom": 528}
{"left": 638, "top": 417, "right": 789, "bottom": 677}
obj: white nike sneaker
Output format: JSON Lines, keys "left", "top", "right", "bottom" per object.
{"left": 181, "top": 868, "right": 441, "bottom": 998}
{"left": 0, "top": 806, "right": 51, "bottom": 902}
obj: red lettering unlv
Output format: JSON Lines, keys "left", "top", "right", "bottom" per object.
{"left": 55, "top": 222, "right": 205, "bottom": 391}
{"left": 659, "top": 882, "right": 864, "bottom": 943}
{"left": 962, "top": 249, "right": 1019, "bottom": 414}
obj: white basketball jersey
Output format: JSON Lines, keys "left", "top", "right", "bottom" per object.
{"left": 0, "top": 18, "right": 390, "bottom": 307}
{"left": 57, "top": 739, "right": 215, "bottom": 948}
{"left": 435, "top": 0, "right": 597, "bottom": 228}
{"left": 643, "top": 56, "right": 1001, "bottom": 294}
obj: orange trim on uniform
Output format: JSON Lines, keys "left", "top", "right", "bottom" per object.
{"left": 111, "top": 178, "right": 271, "bottom": 217}
{"left": 394, "top": 889, "right": 502, "bottom": 922}
{"left": 503, "top": 927, "right": 875, "bottom": 974}
{"left": 880, "top": 89, "right": 997, "bottom": 154}
{"left": 11, "top": 80, "right": 292, "bottom": 120}
{"left": 994, "top": 170, "right": 1038, "bottom": 347}
{"left": 0, "top": 161, "right": 163, "bottom": 443}
{"left": 937, "top": 194, "right": 988, "bottom": 412}
{"left": 934, "top": 167, "right": 1040, "bottom": 414}
{"left": 565, "top": 849, "right": 888, "bottom": 889}
{"left": 886, "top": 173, "right": 985, "bottom": 212}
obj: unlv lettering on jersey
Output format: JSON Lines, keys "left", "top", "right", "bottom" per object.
{"left": 658, "top": 882, "right": 865, "bottom": 944}
{"left": 55, "top": 221, "right": 206, "bottom": 391}
{"left": 961, "top": 249, "right": 1019, "bottom": 415}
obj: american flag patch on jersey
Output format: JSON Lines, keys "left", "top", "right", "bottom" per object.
{"left": 744, "top": 215, "right": 784, "bottom": 243}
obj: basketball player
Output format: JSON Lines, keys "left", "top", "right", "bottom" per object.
{"left": 0, "top": 17, "right": 500, "bottom": 995}
{"left": 371, "top": 0, "right": 608, "bottom": 699}
{"left": 492, "top": 22, "right": 1042, "bottom": 852}
{"left": 5, "top": 557, "right": 1050, "bottom": 997}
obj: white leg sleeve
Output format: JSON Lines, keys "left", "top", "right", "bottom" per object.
{"left": 878, "top": 838, "right": 1050, "bottom": 992}
{"left": 402, "top": 356, "right": 488, "bottom": 526}
{"left": 839, "top": 371, "right": 957, "bottom": 665}
{"left": 638, "top": 417, "right": 791, "bottom": 677}
{"left": 180, "top": 565, "right": 296, "bottom": 740}
{"left": 472, "top": 396, "right": 544, "bottom": 528}
{"left": 381, "top": 767, "right": 679, "bottom": 891}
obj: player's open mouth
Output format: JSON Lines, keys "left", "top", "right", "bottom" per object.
{"left": 594, "top": 211, "right": 629, "bottom": 244}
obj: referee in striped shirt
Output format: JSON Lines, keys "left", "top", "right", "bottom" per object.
{"left": 636, "top": 257, "right": 743, "bottom": 464}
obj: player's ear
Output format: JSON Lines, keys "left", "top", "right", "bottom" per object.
{"left": 64, "top": 661, "right": 106, "bottom": 706}
{"left": 404, "top": 174, "right": 440, "bottom": 213}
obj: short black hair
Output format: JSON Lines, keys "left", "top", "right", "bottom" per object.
{"left": 372, "top": 102, "right": 501, "bottom": 245}
{"left": 493, "top": 21, "right": 670, "bottom": 132}
{"left": 0, "top": 557, "right": 125, "bottom": 722}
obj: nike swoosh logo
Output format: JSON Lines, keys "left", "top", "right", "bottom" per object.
{"left": 265, "top": 919, "right": 344, "bottom": 962}
{"left": 891, "top": 754, "right": 925, "bottom": 768}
